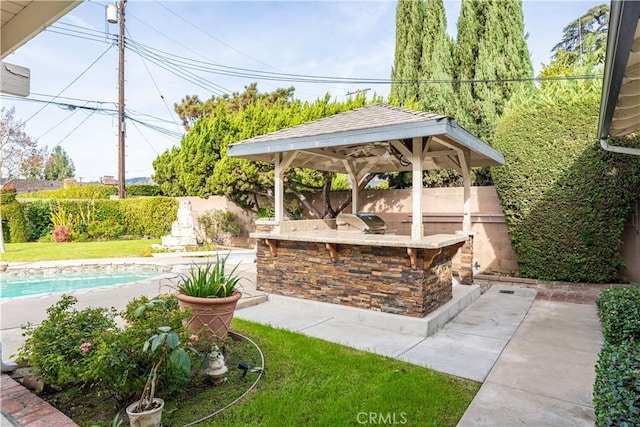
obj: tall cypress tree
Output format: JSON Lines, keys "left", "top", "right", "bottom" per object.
{"left": 419, "top": 0, "right": 456, "bottom": 116}
{"left": 390, "top": 0, "right": 423, "bottom": 104}
{"left": 454, "top": 0, "right": 533, "bottom": 140}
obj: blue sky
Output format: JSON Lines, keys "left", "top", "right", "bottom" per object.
{"left": 2, "top": 0, "right": 603, "bottom": 181}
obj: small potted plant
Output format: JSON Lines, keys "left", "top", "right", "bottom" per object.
{"left": 175, "top": 253, "right": 243, "bottom": 340}
{"left": 126, "top": 326, "right": 191, "bottom": 427}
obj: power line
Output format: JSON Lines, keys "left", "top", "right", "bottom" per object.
{"left": 153, "top": 0, "right": 283, "bottom": 74}
{"left": 125, "top": 28, "right": 186, "bottom": 134}
{"left": 53, "top": 109, "right": 98, "bottom": 149}
{"left": 24, "top": 45, "right": 114, "bottom": 123}
{"left": 125, "top": 39, "right": 603, "bottom": 85}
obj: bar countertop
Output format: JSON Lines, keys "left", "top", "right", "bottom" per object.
{"left": 250, "top": 230, "right": 467, "bottom": 249}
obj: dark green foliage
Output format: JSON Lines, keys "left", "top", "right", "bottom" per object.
{"left": 390, "top": 0, "right": 456, "bottom": 116}
{"left": 597, "top": 287, "right": 640, "bottom": 345}
{"left": 390, "top": 0, "right": 423, "bottom": 104}
{"left": 18, "top": 295, "right": 117, "bottom": 387}
{"left": 126, "top": 184, "right": 162, "bottom": 197}
{"left": 21, "top": 200, "right": 51, "bottom": 241}
{"left": 1, "top": 200, "right": 27, "bottom": 243}
{"left": 593, "top": 341, "right": 640, "bottom": 427}
{"left": 594, "top": 288, "right": 640, "bottom": 426}
{"left": 80, "top": 295, "right": 197, "bottom": 403}
{"left": 419, "top": 0, "right": 456, "bottom": 116}
{"left": 155, "top": 87, "right": 373, "bottom": 216}
{"left": 454, "top": 0, "right": 533, "bottom": 139}
{"left": 118, "top": 197, "right": 177, "bottom": 237}
{"left": 552, "top": 4, "right": 609, "bottom": 66}
{"left": 492, "top": 75, "right": 640, "bottom": 282}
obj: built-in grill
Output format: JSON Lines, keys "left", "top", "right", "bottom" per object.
{"left": 336, "top": 213, "right": 387, "bottom": 234}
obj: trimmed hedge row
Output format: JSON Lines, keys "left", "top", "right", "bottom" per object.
{"left": 594, "top": 287, "right": 640, "bottom": 426}
{"left": 20, "top": 184, "right": 162, "bottom": 199}
{"left": 493, "top": 86, "right": 640, "bottom": 282}
{"left": 20, "top": 197, "right": 177, "bottom": 241}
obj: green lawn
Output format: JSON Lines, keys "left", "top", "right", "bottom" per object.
{"left": 1, "top": 239, "right": 159, "bottom": 262}
{"left": 208, "top": 319, "right": 479, "bottom": 426}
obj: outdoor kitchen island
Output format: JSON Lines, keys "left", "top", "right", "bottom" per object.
{"left": 252, "top": 219, "right": 470, "bottom": 317}
{"left": 228, "top": 104, "right": 504, "bottom": 319}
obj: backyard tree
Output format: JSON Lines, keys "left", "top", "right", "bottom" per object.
{"left": 21, "top": 146, "right": 47, "bottom": 179}
{"left": 418, "top": 0, "right": 456, "bottom": 117}
{"left": 454, "top": 0, "right": 533, "bottom": 140}
{"left": 174, "top": 83, "right": 295, "bottom": 131}
{"left": 156, "top": 85, "right": 376, "bottom": 218}
{"left": 44, "top": 146, "right": 75, "bottom": 180}
{"left": 552, "top": 4, "right": 609, "bottom": 66}
{"left": 390, "top": 0, "right": 423, "bottom": 105}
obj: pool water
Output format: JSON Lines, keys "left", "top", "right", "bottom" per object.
{"left": 0, "top": 271, "right": 164, "bottom": 299}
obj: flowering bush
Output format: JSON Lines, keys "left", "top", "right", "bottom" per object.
{"left": 52, "top": 225, "right": 71, "bottom": 242}
{"left": 18, "top": 295, "right": 117, "bottom": 387}
{"left": 79, "top": 295, "right": 211, "bottom": 403}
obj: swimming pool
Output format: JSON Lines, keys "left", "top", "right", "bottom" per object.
{"left": 1, "top": 271, "right": 166, "bottom": 299}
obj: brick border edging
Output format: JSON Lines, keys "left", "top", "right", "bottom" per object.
{"left": 1, "top": 374, "right": 78, "bottom": 427}
{"left": 474, "top": 274, "right": 635, "bottom": 304}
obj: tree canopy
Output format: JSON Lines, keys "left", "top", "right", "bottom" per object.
{"left": 552, "top": 4, "right": 609, "bottom": 66}
{"left": 156, "top": 85, "right": 375, "bottom": 217}
{"left": 44, "top": 146, "right": 75, "bottom": 180}
{"left": 1, "top": 107, "right": 37, "bottom": 181}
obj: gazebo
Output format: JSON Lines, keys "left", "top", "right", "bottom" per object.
{"left": 228, "top": 104, "right": 504, "bottom": 317}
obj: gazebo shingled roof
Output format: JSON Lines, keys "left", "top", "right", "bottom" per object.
{"left": 228, "top": 103, "right": 504, "bottom": 174}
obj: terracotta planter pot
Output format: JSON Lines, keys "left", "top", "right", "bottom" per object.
{"left": 176, "top": 291, "right": 242, "bottom": 340}
{"left": 126, "top": 398, "right": 164, "bottom": 427}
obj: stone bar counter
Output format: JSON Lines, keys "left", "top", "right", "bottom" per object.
{"left": 252, "top": 219, "right": 474, "bottom": 318}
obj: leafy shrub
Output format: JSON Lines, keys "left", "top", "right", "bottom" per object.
{"left": 80, "top": 295, "right": 203, "bottom": 403}
{"left": 18, "top": 295, "right": 117, "bottom": 387}
{"left": 493, "top": 77, "right": 640, "bottom": 282}
{"left": 119, "top": 197, "right": 178, "bottom": 237}
{"left": 53, "top": 225, "right": 71, "bottom": 242}
{"left": 21, "top": 200, "right": 51, "bottom": 241}
{"left": 1, "top": 200, "right": 27, "bottom": 243}
{"left": 198, "top": 209, "right": 242, "bottom": 246}
{"left": 87, "top": 218, "right": 125, "bottom": 240}
{"left": 597, "top": 287, "right": 640, "bottom": 346}
{"left": 593, "top": 340, "right": 640, "bottom": 427}
{"left": 126, "top": 184, "right": 162, "bottom": 197}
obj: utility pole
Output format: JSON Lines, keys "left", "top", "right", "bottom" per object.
{"left": 117, "top": 0, "right": 126, "bottom": 198}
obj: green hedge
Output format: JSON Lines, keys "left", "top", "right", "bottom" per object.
{"left": 21, "top": 184, "right": 117, "bottom": 199}
{"left": 493, "top": 85, "right": 640, "bottom": 282}
{"left": 20, "top": 183, "right": 162, "bottom": 199}
{"left": 18, "top": 197, "right": 177, "bottom": 240}
{"left": 594, "top": 287, "right": 640, "bottom": 426}
{"left": 596, "top": 287, "right": 640, "bottom": 345}
{"left": 126, "top": 184, "right": 162, "bottom": 197}
{"left": 1, "top": 201, "right": 28, "bottom": 243}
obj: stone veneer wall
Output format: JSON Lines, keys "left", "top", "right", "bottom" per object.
{"left": 256, "top": 240, "right": 452, "bottom": 318}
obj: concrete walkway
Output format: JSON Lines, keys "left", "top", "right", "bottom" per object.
{"left": 236, "top": 284, "right": 537, "bottom": 382}
{"left": 458, "top": 299, "right": 601, "bottom": 426}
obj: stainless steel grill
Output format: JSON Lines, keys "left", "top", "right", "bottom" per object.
{"left": 336, "top": 213, "right": 387, "bottom": 234}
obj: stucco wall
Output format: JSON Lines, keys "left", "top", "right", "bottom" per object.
{"left": 177, "top": 188, "right": 639, "bottom": 282}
